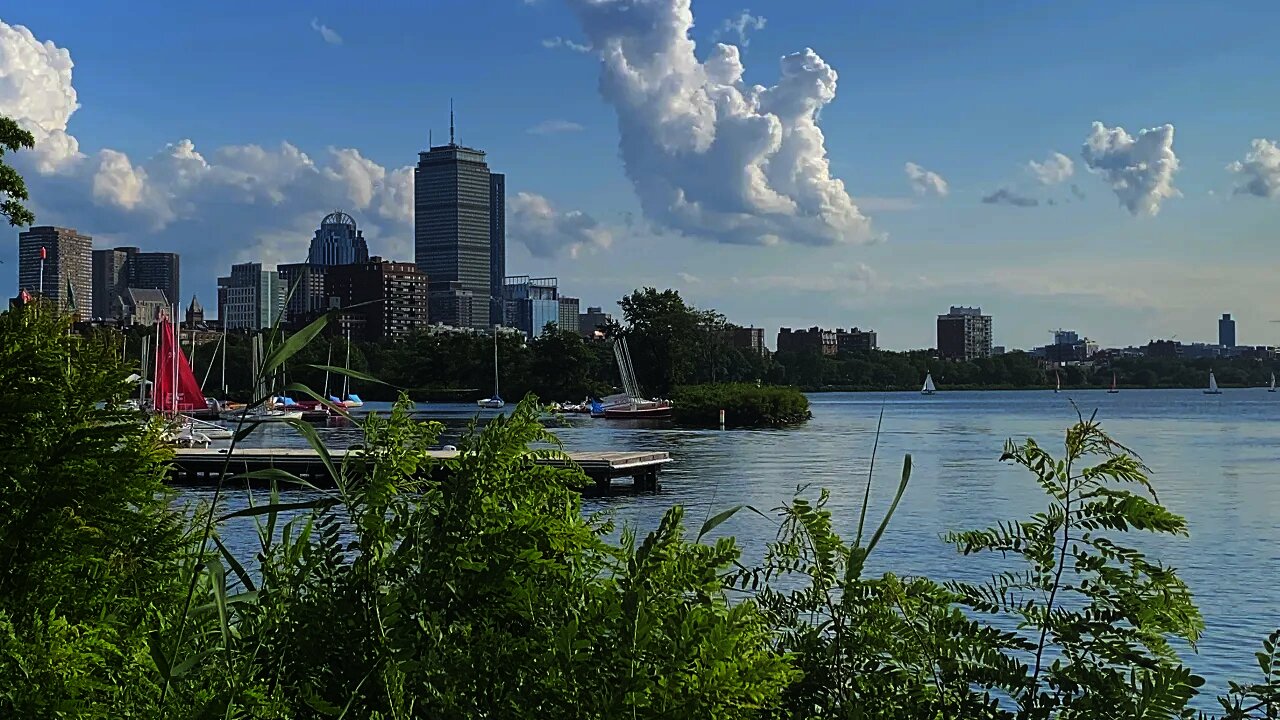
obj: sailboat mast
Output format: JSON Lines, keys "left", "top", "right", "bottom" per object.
{"left": 324, "top": 343, "right": 332, "bottom": 398}
{"left": 220, "top": 324, "right": 227, "bottom": 397}
{"left": 152, "top": 319, "right": 161, "bottom": 413}
{"left": 343, "top": 329, "right": 351, "bottom": 399}
{"left": 493, "top": 327, "right": 500, "bottom": 397}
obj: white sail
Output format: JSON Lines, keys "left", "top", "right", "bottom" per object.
{"left": 1271, "top": 373, "right": 1275, "bottom": 391}
{"left": 1207, "top": 371, "right": 1220, "bottom": 394}
{"left": 922, "top": 372, "right": 936, "bottom": 394}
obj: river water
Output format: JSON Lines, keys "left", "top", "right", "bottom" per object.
{"left": 206, "top": 389, "right": 1280, "bottom": 701}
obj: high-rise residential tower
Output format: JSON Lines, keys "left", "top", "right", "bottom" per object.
{"left": 936, "top": 306, "right": 993, "bottom": 361}
{"left": 414, "top": 110, "right": 494, "bottom": 329}
{"left": 18, "top": 226, "right": 92, "bottom": 321}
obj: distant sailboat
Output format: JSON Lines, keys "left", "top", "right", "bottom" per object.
{"left": 1270, "top": 373, "right": 1276, "bottom": 393}
{"left": 1204, "top": 370, "right": 1222, "bottom": 395}
{"left": 1054, "top": 370, "right": 1061, "bottom": 393}
{"left": 477, "top": 328, "right": 505, "bottom": 409}
{"left": 921, "top": 372, "right": 936, "bottom": 396}
{"left": 1107, "top": 372, "right": 1119, "bottom": 394}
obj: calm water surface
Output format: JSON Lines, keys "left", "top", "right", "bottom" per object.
{"left": 203, "top": 389, "right": 1280, "bottom": 699}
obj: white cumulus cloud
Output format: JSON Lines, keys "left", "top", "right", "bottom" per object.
{"left": 527, "top": 119, "right": 585, "bottom": 135}
{"left": 541, "top": 36, "right": 592, "bottom": 52}
{"left": 715, "top": 10, "right": 766, "bottom": 47}
{"left": 904, "top": 162, "right": 948, "bottom": 197}
{"left": 1081, "top": 121, "right": 1180, "bottom": 216}
{"left": 566, "top": 0, "right": 874, "bottom": 247}
{"left": 1227, "top": 138, "right": 1280, "bottom": 198}
{"left": 0, "top": 19, "right": 603, "bottom": 305}
{"left": 310, "top": 18, "right": 342, "bottom": 45}
{"left": 0, "top": 20, "right": 80, "bottom": 172}
{"left": 1027, "top": 151, "right": 1074, "bottom": 185}
{"left": 508, "top": 191, "right": 613, "bottom": 259}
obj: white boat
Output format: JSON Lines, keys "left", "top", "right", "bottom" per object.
{"left": 1270, "top": 373, "right": 1276, "bottom": 393}
{"left": 477, "top": 326, "right": 505, "bottom": 409}
{"left": 921, "top": 372, "right": 936, "bottom": 395}
{"left": 220, "top": 406, "right": 304, "bottom": 423}
{"left": 1204, "top": 370, "right": 1222, "bottom": 395}
{"left": 1107, "top": 372, "right": 1119, "bottom": 394}
{"left": 594, "top": 338, "right": 671, "bottom": 418}
{"left": 1054, "top": 370, "right": 1060, "bottom": 393}
{"left": 178, "top": 415, "right": 234, "bottom": 440}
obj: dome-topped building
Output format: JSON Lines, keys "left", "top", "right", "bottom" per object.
{"left": 307, "top": 210, "right": 369, "bottom": 266}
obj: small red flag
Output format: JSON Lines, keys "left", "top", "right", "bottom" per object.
{"left": 39, "top": 246, "right": 46, "bottom": 260}
{"left": 19, "top": 289, "right": 31, "bottom": 303}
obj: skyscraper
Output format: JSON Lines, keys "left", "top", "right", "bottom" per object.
{"left": 1219, "top": 313, "right": 1236, "bottom": 348}
{"left": 489, "top": 173, "right": 505, "bottom": 326}
{"left": 308, "top": 211, "right": 369, "bottom": 266}
{"left": 281, "top": 211, "right": 371, "bottom": 326}
{"left": 414, "top": 110, "right": 494, "bottom": 329}
{"left": 18, "top": 226, "right": 92, "bottom": 321}
{"left": 217, "top": 262, "right": 284, "bottom": 330}
{"left": 92, "top": 246, "right": 135, "bottom": 319}
{"left": 127, "top": 251, "right": 180, "bottom": 308}
{"left": 92, "top": 246, "right": 180, "bottom": 320}
{"left": 937, "top": 306, "right": 993, "bottom": 361}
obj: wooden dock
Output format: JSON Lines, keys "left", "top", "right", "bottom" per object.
{"left": 168, "top": 448, "right": 671, "bottom": 496}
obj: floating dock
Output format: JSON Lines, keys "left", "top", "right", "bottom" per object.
{"left": 168, "top": 448, "right": 670, "bottom": 496}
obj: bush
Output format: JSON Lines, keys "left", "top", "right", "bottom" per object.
{"left": 3, "top": 303, "right": 1279, "bottom": 718}
{"left": 672, "top": 383, "right": 811, "bottom": 428}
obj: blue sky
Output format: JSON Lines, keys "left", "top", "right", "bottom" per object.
{"left": 4, "top": 0, "right": 1280, "bottom": 349}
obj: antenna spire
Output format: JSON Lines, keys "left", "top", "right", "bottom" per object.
{"left": 449, "top": 98, "right": 455, "bottom": 145}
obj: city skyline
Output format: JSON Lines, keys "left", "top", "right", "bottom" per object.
{"left": 3, "top": 2, "right": 1280, "bottom": 348}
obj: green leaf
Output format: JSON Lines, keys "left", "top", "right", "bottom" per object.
{"left": 865, "top": 453, "right": 911, "bottom": 555}
{"left": 696, "top": 504, "right": 767, "bottom": 542}
{"left": 217, "top": 497, "right": 338, "bottom": 522}
{"left": 262, "top": 312, "right": 329, "bottom": 374}
{"left": 212, "top": 533, "right": 256, "bottom": 592}
{"left": 303, "top": 365, "right": 390, "bottom": 387}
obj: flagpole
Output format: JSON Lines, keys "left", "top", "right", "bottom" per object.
{"left": 38, "top": 246, "right": 45, "bottom": 296}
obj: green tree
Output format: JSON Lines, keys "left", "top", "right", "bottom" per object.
{"left": 0, "top": 304, "right": 193, "bottom": 715}
{"left": 619, "top": 287, "right": 725, "bottom": 395}
{"left": 0, "top": 116, "right": 35, "bottom": 226}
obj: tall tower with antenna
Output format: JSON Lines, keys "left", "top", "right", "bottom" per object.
{"left": 413, "top": 102, "right": 502, "bottom": 330}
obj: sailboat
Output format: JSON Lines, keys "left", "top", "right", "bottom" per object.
{"left": 477, "top": 328, "right": 505, "bottom": 409}
{"left": 921, "top": 372, "right": 936, "bottom": 396}
{"left": 1269, "top": 373, "right": 1276, "bottom": 393}
{"left": 220, "top": 334, "right": 303, "bottom": 422}
{"left": 1107, "top": 372, "right": 1119, "bottom": 394}
{"left": 340, "top": 329, "right": 363, "bottom": 408}
{"left": 1204, "top": 370, "right": 1222, "bottom": 395}
{"left": 596, "top": 337, "right": 673, "bottom": 418}
{"left": 1054, "top": 370, "right": 1061, "bottom": 393}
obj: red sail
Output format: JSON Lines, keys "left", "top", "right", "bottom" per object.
{"left": 154, "top": 315, "right": 207, "bottom": 413}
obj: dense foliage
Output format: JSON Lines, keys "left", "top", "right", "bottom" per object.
{"left": 0, "top": 115, "right": 36, "bottom": 226}
{"left": 672, "top": 383, "right": 811, "bottom": 428}
{"left": 5, "top": 305, "right": 1280, "bottom": 717}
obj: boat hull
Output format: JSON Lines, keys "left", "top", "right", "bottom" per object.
{"left": 601, "top": 404, "right": 673, "bottom": 419}
{"left": 477, "top": 399, "right": 506, "bottom": 409}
